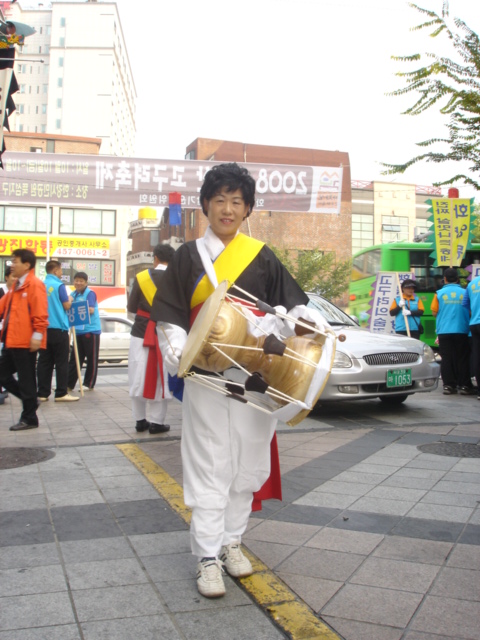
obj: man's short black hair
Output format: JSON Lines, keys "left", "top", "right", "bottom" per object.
{"left": 153, "top": 244, "right": 175, "bottom": 263}
{"left": 199, "top": 163, "right": 256, "bottom": 217}
{"left": 46, "top": 260, "right": 62, "bottom": 274}
{"left": 443, "top": 268, "right": 459, "bottom": 283}
{"left": 74, "top": 271, "right": 88, "bottom": 281}
{"left": 12, "top": 248, "right": 36, "bottom": 270}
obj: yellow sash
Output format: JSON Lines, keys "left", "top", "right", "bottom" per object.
{"left": 137, "top": 269, "right": 157, "bottom": 306}
{"left": 191, "top": 234, "right": 265, "bottom": 309}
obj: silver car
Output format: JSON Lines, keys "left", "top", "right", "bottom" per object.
{"left": 99, "top": 315, "right": 133, "bottom": 363}
{"left": 307, "top": 294, "right": 440, "bottom": 404}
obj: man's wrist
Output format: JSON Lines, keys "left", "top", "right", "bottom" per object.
{"left": 32, "top": 332, "right": 43, "bottom": 341}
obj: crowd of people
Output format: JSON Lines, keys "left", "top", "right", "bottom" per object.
{"left": 0, "top": 163, "right": 479, "bottom": 599}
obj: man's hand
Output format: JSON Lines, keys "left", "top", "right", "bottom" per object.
{"left": 30, "top": 337, "right": 42, "bottom": 352}
{"left": 398, "top": 299, "right": 406, "bottom": 308}
{"left": 402, "top": 309, "right": 411, "bottom": 317}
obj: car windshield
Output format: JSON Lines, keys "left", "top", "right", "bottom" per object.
{"left": 307, "top": 294, "right": 357, "bottom": 327}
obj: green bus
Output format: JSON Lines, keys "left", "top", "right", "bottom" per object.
{"left": 349, "top": 241, "right": 480, "bottom": 346}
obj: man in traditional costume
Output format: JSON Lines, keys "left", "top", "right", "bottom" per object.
{"left": 151, "top": 163, "right": 330, "bottom": 598}
{"left": 127, "top": 244, "right": 175, "bottom": 434}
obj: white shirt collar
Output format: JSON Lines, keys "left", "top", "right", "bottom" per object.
{"left": 203, "top": 225, "right": 238, "bottom": 261}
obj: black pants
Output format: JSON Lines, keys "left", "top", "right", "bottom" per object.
{"left": 0, "top": 348, "right": 39, "bottom": 425}
{"left": 37, "top": 329, "right": 70, "bottom": 398}
{"left": 470, "top": 323, "right": 480, "bottom": 394}
{"left": 67, "top": 332, "right": 100, "bottom": 390}
{"left": 438, "top": 333, "right": 472, "bottom": 389}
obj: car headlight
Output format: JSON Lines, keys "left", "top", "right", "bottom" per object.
{"left": 422, "top": 343, "right": 436, "bottom": 363}
{"left": 333, "top": 350, "right": 353, "bottom": 368}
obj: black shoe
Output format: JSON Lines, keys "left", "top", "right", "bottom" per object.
{"left": 443, "top": 386, "right": 457, "bottom": 395}
{"left": 9, "top": 421, "right": 39, "bottom": 431}
{"left": 149, "top": 423, "right": 170, "bottom": 434}
{"left": 459, "top": 386, "right": 476, "bottom": 396}
{"left": 135, "top": 419, "right": 151, "bottom": 432}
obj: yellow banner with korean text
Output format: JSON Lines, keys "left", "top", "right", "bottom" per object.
{"left": 428, "top": 198, "right": 475, "bottom": 267}
{"left": 0, "top": 235, "right": 110, "bottom": 258}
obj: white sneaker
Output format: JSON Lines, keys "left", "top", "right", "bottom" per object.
{"left": 196, "top": 557, "right": 226, "bottom": 598}
{"left": 37, "top": 397, "right": 49, "bottom": 402}
{"left": 220, "top": 543, "right": 253, "bottom": 578}
{"left": 55, "top": 394, "right": 80, "bottom": 402}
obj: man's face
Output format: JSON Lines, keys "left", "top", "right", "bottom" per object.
{"left": 205, "top": 187, "right": 250, "bottom": 245}
{"left": 11, "top": 256, "right": 31, "bottom": 279}
{"left": 73, "top": 277, "right": 87, "bottom": 292}
{"left": 403, "top": 286, "right": 415, "bottom": 296}
{"left": 53, "top": 266, "right": 63, "bottom": 278}
{"left": 5, "top": 273, "right": 17, "bottom": 289}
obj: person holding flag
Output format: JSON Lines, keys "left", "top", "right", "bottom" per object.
{"left": 127, "top": 243, "right": 175, "bottom": 434}
{"left": 151, "top": 163, "right": 330, "bottom": 599}
{"left": 389, "top": 278, "right": 424, "bottom": 339}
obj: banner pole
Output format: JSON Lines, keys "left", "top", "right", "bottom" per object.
{"left": 70, "top": 327, "right": 84, "bottom": 397}
{"left": 396, "top": 273, "right": 411, "bottom": 337}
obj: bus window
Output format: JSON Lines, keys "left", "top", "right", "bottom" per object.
{"left": 409, "top": 250, "right": 443, "bottom": 292}
{"left": 351, "top": 249, "right": 381, "bottom": 281}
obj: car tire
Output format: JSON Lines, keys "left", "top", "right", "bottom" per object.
{"left": 379, "top": 394, "right": 409, "bottom": 405}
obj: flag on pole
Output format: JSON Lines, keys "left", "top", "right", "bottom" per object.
{"left": 168, "top": 192, "right": 182, "bottom": 226}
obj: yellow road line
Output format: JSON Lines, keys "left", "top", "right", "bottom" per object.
{"left": 117, "top": 443, "right": 340, "bottom": 640}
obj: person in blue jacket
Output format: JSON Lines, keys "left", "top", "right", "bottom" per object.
{"left": 67, "top": 272, "right": 101, "bottom": 392}
{"left": 431, "top": 268, "right": 474, "bottom": 395}
{"left": 37, "top": 260, "right": 79, "bottom": 402}
{"left": 462, "top": 272, "right": 480, "bottom": 399}
{"left": 389, "top": 278, "right": 424, "bottom": 340}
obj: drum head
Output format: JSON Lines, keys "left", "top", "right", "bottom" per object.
{"left": 178, "top": 280, "right": 229, "bottom": 377}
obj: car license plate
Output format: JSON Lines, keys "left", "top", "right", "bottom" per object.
{"left": 387, "top": 368, "right": 412, "bottom": 388}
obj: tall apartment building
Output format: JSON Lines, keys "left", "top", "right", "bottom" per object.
{"left": 351, "top": 181, "right": 443, "bottom": 254}
{"left": 2, "top": 0, "right": 136, "bottom": 156}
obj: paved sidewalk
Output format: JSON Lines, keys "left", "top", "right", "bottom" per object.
{"left": 1, "top": 371, "right": 479, "bottom": 639}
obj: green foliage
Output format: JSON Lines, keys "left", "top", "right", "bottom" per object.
{"left": 269, "top": 246, "right": 351, "bottom": 300}
{"left": 472, "top": 204, "right": 480, "bottom": 243}
{"left": 382, "top": 1, "right": 480, "bottom": 191}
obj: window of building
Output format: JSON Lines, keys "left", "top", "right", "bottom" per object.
{"left": 42, "top": 104, "right": 47, "bottom": 114}
{"left": 56, "top": 119, "right": 61, "bottom": 129}
{"left": 56, "top": 98, "right": 62, "bottom": 108}
{"left": 46, "top": 25, "right": 51, "bottom": 35}
{"left": 0, "top": 206, "right": 51, "bottom": 233}
{"left": 17, "top": 104, "right": 24, "bottom": 114}
{"left": 59, "top": 209, "right": 116, "bottom": 236}
{"left": 352, "top": 214, "right": 374, "bottom": 253}
{"left": 189, "top": 210, "right": 195, "bottom": 229}
{"left": 36, "top": 106, "right": 39, "bottom": 114}
{"left": 44, "top": 44, "right": 50, "bottom": 54}
{"left": 44, "top": 63, "right": 49, "bottom": 75}
{"left": 41, "top": 124, "right": 46, "bottom": 133}
{"left": 43, "top": 84, "right": 48, "bottom": 93}
{"left": 58, "top": 57, "right": 64, "bottom": 67}
{"left": 18, "top": 124, "right": 24, "bottom": 132}
{"left": 19, "top": 84, "right": 26, "bottom": 93}
{"left": 57, "top": 77, "right": 63, "bottom": 87}
{"left": 59, "top": 37, "right": 65, "bottom": 47}
{"left": 60, "top": 17, "right": 66, "bottom": 27}
{"left": 381, "top": 215, "right": 409, "bottom": 243}
{"left": 46, "top": 140, "right": 55, "bottom": 152}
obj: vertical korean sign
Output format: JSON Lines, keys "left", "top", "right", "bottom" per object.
{"left": 428, "top": 198, "right": 475, "bottom": 267}
{"left": 368, "top": 272, "right": 414, "bottom": 335}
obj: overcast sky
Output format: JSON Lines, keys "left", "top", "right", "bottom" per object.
{"left": 42, "top": 1, "right": 480, "bottom": 197}
{"left": 113, "top": 0, "right": 478, "bottom": 197}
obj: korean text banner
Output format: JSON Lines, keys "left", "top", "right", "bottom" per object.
{"left": 428, "top": 198, "right": 474, "bottom": 267}
{"left": 0, "top": 235, "right": 110, "bottom": 258}
{"left": 0, "top": 152, "right": 343, "bottom": 214}
{"left": 368, "top": 272, "right": 414, "bottom": 335}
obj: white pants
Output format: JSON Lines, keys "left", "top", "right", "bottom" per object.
{"left": 182, "top": 378, "right": 277, "bottom": 559}
{"left": 128, "top": 336, "right": 170, "bottom": 424}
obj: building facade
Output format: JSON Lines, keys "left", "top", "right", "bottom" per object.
{"left": 2, "top": 0, "right": 136, "bottom": 156}
{"left": 351, "top": 180, "right": 442, "bottom": 254}
{"left": 1, "top": 132, "right": 130, "bottom": 312}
